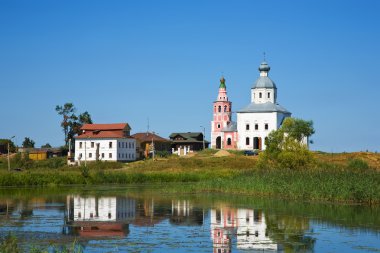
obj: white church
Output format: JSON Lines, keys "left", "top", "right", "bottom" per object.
{"left": 211, "top": 61, "right": 291, "bottom": 150}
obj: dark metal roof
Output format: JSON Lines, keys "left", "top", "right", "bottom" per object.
{"left": 252, "top": 76, "right": 277, "bottom": 89}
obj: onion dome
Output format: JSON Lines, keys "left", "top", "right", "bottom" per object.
{"left": 219, "top": 76, "right": 226, "bottom": 89}
{"left": 252, "top": 61, "right": 276, "bottom": 89}
{"left": 258, "top": 61, "right": 270, "bottom": 72}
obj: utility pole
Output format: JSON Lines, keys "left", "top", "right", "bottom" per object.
{"left": 151, "top": 132, "right": 155, "bottom": 161}
{"left": 7, "top": 136, "right": 15, "bottom": 172}
{"left": 200, "top": 126, "right": 205, "bottom": 150}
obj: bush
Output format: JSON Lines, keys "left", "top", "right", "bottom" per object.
{"left": 0, "top": 233, "right": 20, "bottom": 253}
{"left": 347, "top": 158, "right": 370, "bottom": 171}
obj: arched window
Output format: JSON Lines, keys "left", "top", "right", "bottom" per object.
{"left": 218, "top": 106, "right": 221, "bottom": 112}
{"left": 268, "top": 92, "right": 270, "bottom": 98}
{"left": 259, "top": 92, "right": 262, "bottom": 98}
{"left": 227, "top": 138, "right": 231, "bottom": 145}
{"left": 246, "top": 137, "right": 250, "bottom": 145}
{"left": 224, "top": 105, "right": 227, "bottom": 112}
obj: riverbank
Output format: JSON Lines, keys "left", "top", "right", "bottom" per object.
{"left": 0, "top": 150, "right": 379, "bottom": 204}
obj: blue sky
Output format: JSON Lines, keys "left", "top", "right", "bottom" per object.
{"left": 1, "top": 0, "right": 379, "bottom": 152}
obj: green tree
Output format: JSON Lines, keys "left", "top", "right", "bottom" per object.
{"left": 56, "top": 103, "right": 93, "bottom": 147}
{"left": 258, "top": 117, "right": 315, "bottom": 170}
{"left": 56, "top": 103, "right": 77, "bottom": 147}
{"left": 281, "top": 118, "right": 315, "bottom": 142}
{"left": 22, "top": 137, "right": 35, "bottom": 148}
{"left": 41, "top": 143, "right": 52, "bottom": 148}
{"left": 0, "top": 139, "right": 16, "bottom": 153}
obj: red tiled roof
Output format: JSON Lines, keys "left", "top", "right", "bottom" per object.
{"left": 76, "top": 123, "right": 133, "bottom": 139}
{"left": 131, "top": 132, "right": 170, "bottom": 143}
{"left": 76, "top": 131, "right": 133, "bottom": 139}
{"left": 81, "top": 123, "right": 130, "bottom": 131}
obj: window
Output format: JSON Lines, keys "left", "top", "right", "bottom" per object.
{"left": 259, "top": 92, "right": 262, "bottom": 98}
{"left": 89, "top": 153, "right": 92, "bottom": 158}
{"left": 101, "top": 153, "right": 104, "bottom": 158}
{"left": 122, "top": 142, "right": 124, "bottom": 148}
{"left": 129, "top": 142, "right": 131, "bottom": 149}
{"left": 91, "top": 142, "right": 94, "bottom": 148}
{"left": 227, "top": 138, "right": 231, "bottom": 145}
{"left": 265, "top": 123, "right": 269, "bottom": 130}
{"left": 79, "top": 142, "right": 82, "bottom": 149}
{"left": 132, "top": 143, "right": 134, "bottom": 148}
{"left": 119, "top": 142, "right": 121, "bottom": 148}
{"left": 267, "top": 92, "right": 270, "bottom": 98}
{"left": 109, "top": 153, "right": 112, "bottom": 158}
{"left": 217, "top": 124, "right": 220, "bottom": 129}
{"left": 246, "top": 124, "right": 250, "bottom": 130}
{"left": 255, "top": 124, "right": 258, "bottom": 130}
{"left": 224, "top": 105, "right": 227, "bottom": 112}
{"left": 246, "top": 137, "right": 250, "bottom": 145}
{"left": 109, "top": 142, "right": 112, "bottom": 148}
{"left": 118, "top": 153, "right": 120, "bottom": 158}
{"left": 218, "top": 106, "right": 221, "bottom": 112}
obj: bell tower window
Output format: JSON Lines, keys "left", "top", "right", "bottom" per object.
{"left": 268, "top": 92, "right": 270, "bottom": 98}
{"left": 218, "top": 106, "right": 221, "bottom": 112}
{"left": 259, "top": 92, "right": 262, "bottom": 98}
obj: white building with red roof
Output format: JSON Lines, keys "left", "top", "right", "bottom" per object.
{"left": 74, "top": 123, "right": 136, "bottom": 163}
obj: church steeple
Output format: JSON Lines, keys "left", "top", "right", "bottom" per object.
{"left": 251, "top": 61, "right": 277, "bottom": 104}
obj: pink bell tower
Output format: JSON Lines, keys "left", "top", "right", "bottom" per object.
{"left": 211, "top": 77, "right": 232, "bottom": 149}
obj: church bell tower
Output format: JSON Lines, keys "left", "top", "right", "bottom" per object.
{"left": 211, "top": 77, "right": 232, "bottom": 149}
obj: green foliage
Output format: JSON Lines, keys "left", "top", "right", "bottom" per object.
{"left": 155, "top": 150, "right": 171, "bottom": 158}
{"left": 0, "top": 233, "right": 83, "bottom": 253}
{"left": 79, "top": 165, "right": 90, "bottom": 178}
{"left": 259, "top": 117, "right": 315, "bottom": 170}
{"left": 0, "top": 139, "right": 16, "bottom": 153}
{"left": 281, "top": 117, "right": 315, "bottom": 141}
{"left": 0, "top": 233, "right": 20, "bottom": 253}
{"left": 347, "top": 158, "right": 370, "bottom": 171}
{"left": 22, "top": 137, "right": 35, "bottom": 148}
{"left": 56, "top": 103, "right": 76, "bottom": 147}
{"left": 41, "top": 143, "right": 52, "bottom": 148}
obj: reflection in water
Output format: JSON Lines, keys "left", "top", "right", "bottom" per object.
{"left": 211, "top": 208, "right": 283, "bottom": 253}
{"left": 0, "top": 189, "right": 379, "bottom": 252}
{"left": 66, "top": 195, "right": 135, "bottom": 237}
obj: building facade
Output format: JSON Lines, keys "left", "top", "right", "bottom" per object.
{"left": 74, "top": 123, "right": 136, "bottom": 163}
{"left": 211, "top": 61, "right": 291, "bottom": 150}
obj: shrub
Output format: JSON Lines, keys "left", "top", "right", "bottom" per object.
{"left": 0, "top": 233, "right": 20, "bottom": 253}
{"left": 347, "top": 158, "right": 370, "bottom": 171}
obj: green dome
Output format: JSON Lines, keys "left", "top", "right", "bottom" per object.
{"left": 219, "top": 76, "right": 226, "bottom": 89}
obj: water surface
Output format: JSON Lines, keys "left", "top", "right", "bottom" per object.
{"left": 0, "top": 186, "right": 379, "bottom": 252}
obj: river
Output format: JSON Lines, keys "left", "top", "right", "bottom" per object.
{"left": 0, "top": 185, "right": 379, "bottom": 252}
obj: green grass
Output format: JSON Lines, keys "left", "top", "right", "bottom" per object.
{"left": 0, "top": 153, "right": 379, "bottom": 204}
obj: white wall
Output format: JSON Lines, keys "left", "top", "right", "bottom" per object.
{"left": 237, "top": 112, "right": 278, "bottom": 150}
{"left": 74, "top": 138, "right": 136, "bottom": 162}
{"left": 251, "top": 88, "right": 276, "bottom": 104}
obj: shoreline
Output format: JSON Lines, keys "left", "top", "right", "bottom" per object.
{"left": 0, "top": 150, "right": 379, "bottom": 204}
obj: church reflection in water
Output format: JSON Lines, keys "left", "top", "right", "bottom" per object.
{"left": 65, "top": 195, "right": 287, "bottom": 251}
{"left": 211, "top": 208, "right": 282, "bottom": 253}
